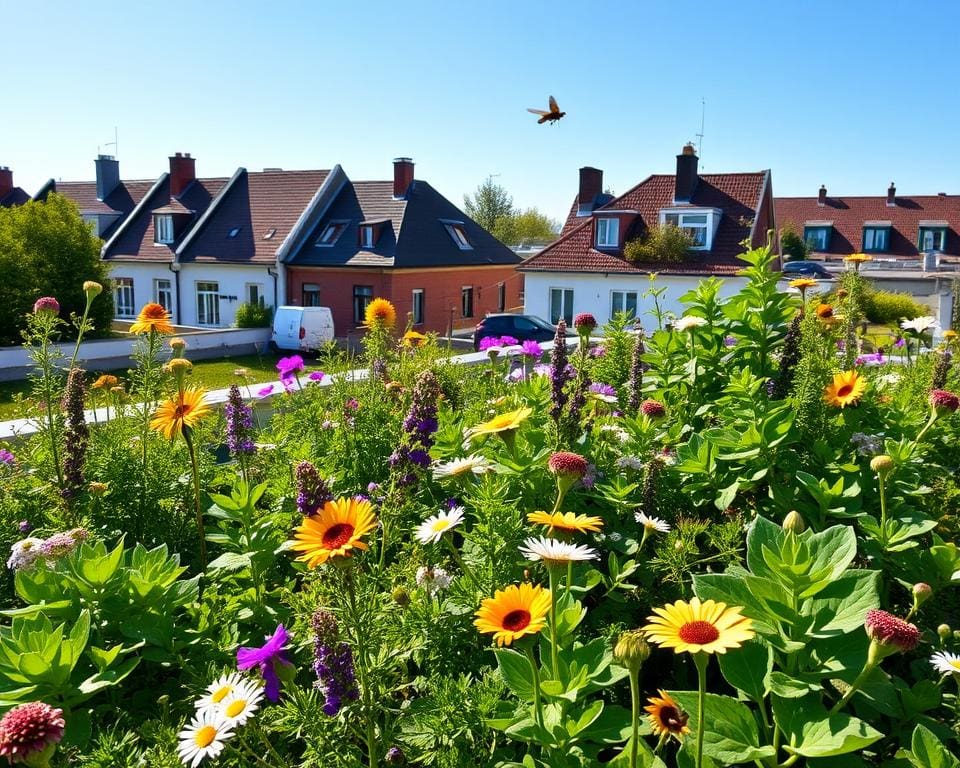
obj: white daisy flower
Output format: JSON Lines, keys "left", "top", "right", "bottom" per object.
{"left": 416, "top": 565, "right": 453, "bottom": 594}
{"left": 195, "top": 672, "right": 247, "bottom": 713}
{"left": 931, "top": 651, "right": 960, "bottom": 676}
{"left": 519, "top": 536, "right": 598, "bottom": 565}
{"left": 901, "top": 315, "right": 938, "bottom": 333}
{"left": 616, "top": 456, "right": 644, "bottom": 471}
{"left": 673, "top": 315, "right": 708, "bottom": 332}
{"left": 635, "top": 512, "right": 671, "bottom": 533}
{"left": 876, "top": 373, "right": 902, "bottom": 388}
{"left": 432, "top": 456, "right": 494, "bottom": 479}
{"left": 218, "top": 679, "right": 264, "bottom": 726}
{"left": 415, "top": 507, "right": 466, "bottom": 544}
{"left": 177, "top": 711, "right": 234, "bottom": 767}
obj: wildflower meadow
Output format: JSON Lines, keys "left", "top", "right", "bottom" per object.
{"left": 2, "top": 240, "right": 960, "bottom": 767}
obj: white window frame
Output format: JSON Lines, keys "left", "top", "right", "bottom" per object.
{"left": 863, "top": 227, "right": 890, "bottom": 252}
{"left": 155, "top": 215, "right": 174, "bottom": 245}
{"left": 316, "top": 221, "right": 347, "bottom": 247}
{"left": 154, "top": 278, "right": 173, "bottom": 312}
{"left": 114, "top": 277, "right": 135, "bottom": 318}
{"left": 412, "top": 289, "right": 424, "bottom": 325}
{"left": 246, "top": 283, "right": 263, "bottom": 306}
{"left": 611, "top": 290, "right": 639, "bottom": 319}
{"left": 84, "top": 215, "right": 100, "bottom": 237}
{"left": 919, "top": 227, "right": 946, "bottom": 252}
{"left": 196, "top": 281, "right": 221, "bottom": 326}
{"left": 549, "top": 287, "right": 574, "bottom": 325}
{"left": 444, "top": 223, "right": 472, "bottom": 250}
{"left": 661, "top": 209, "right": 717, "bottom": 250}
{"left": 360, "top": 225, "right": 375, "bottom": 248}
{"left": 497, "top": 282, "right": 506, "bottom": 313}
{"left": 596, "top": 218, "right": 619, "bottom": 247}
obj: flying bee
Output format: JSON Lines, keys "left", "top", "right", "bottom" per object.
{"left": 527, "top": 95, "right": 566, "bottom": 125}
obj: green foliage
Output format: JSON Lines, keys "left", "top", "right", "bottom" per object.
{"left": 861, "top": 289, "right": 928, "bottom": 325}
{"left": 463, "top": 177, "right": 557, "bottom": 244}
{"left": 0, "top": 193, "right": 113, "bottom": 345}
{"left": 779, "top": 221, "right": 810, "bottom": 261}
{"left": 234, "top": 300, "right": 273, "bottom": 328}
{"left": 623, "top": 224, "right": 693, "bottom": 264}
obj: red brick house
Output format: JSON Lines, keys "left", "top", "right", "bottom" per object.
{"left": 281, "top": 159, "right": 522, "bottom": 335}
{"left": 518, "top": 145, "right": 775, "bottom": 325}
{"left": 0, "top": 166, "right": 31, "bottom": 207}
{"left": 775, "top": 183, "right": 960, "bottom": 267}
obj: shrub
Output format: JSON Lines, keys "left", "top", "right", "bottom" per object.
{"left": 235, "top": 301, "right": 273, "bottom": 328}
{"left": 623, "top": 223, "right": 693, "bottom": 264}
{"left": 861, "top": 290, "right": 928, "bottom": 325}
{"left": 780, "top": 221, "right": 809, "bottom": 261}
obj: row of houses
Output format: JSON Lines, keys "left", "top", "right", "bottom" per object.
{"left": 1, "top": 156, "right": 521, "bottom": 335}
{"left": 3, "top": 145, "right": 958, "bottom": 332}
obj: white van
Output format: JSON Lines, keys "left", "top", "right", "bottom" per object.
{"left": 271, "top": 306, "right": 335, "bottom": 352}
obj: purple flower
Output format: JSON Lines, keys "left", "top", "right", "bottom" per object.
{"left": 478, "top": 337, "right": 501, "bottom": 352}
{"left": 391, "top": 371, "right": 441, "bottom": 486}
{"left": 499, "top": 335, "right": 519, "bottom": 347}
{"left": 225, "top": 384, "right": 255, "bottom": 457}
{"left": 257, "top": 384, "right": 275, "bottom": 398}
{"left": 724, "top": 336, "right": 737, "bottom": 347}
{"left": 276, "top": 355, "right": 305, "bottom": 377}
{"left": 589, "top": 382, "right": 617, "bottom": 398}
{"left": 532, "top": 363, "right": 551, "bottom": 377}
{"left": 589, "top": 346, "right": 606, "bottom": 358}
{"left": 308, "top": 371, "right": 326, "bottom": 383}
{"left": 0, "top": 450, "right": 14, "bottom": 467}
{"left": 521, "top": 340, "right": 543, "bottom": 359}
{"left": 895, "top": 337, "right": 906, "bottom": 348}
{"left": 295, "top": 461, "right": 333, "bottom": 516}
{"left": 311, "top": 611, "right": 359, "bottom": 716}
{"left": 32, "top": 297, "right": 60, "bottom": 315}
{"left": 60, "top": 368, "right": 88, "bottom": 503}
{"left": 237, "top": 624, "right": 294, "bottom": 702}
{"left": 17, "top": 521, "right": 31, "bottom": 534}
{"left": 345, "top": 398, "right": 359, "bottom": 411}
{"left": 367, "top": 482, "right": 379, "bottom": 493}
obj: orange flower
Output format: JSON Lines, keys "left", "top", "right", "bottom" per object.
{"left": 129, "top": 303, "right": 174, "bottom": 335}
{"left": 824, "top": 370, "right": 866, "bottom": 408}
{"left": 645, "top": 690, "right": 691, "bottom": 742}
{"left": 364, "top": 298, "right": 397, "bottom": 330}
{"left": 149, "top": 387, "right": 211, "bottom": 439}
{"left": 474, "top": 583, "right": 551, "bottom": 647}
{"left": 289, "top": 497, "right": 378, "bottom": 567}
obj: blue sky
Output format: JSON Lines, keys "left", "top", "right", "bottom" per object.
{"left": 4, "top": 0, "right": 958, "bottom": 224}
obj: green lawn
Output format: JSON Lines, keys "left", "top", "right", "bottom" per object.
{"left": 0, "top": 351, "right": 336, "bottom": 422}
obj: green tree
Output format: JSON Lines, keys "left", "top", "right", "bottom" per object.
{"left": 623, "top": 223, "right": 694, "bottom": 263}
{"left": 511, "top": 208, "right": 559, "bottom": 243}
{"left": 464, "top": 177, "right": 514, "bottom": 233}
{"left": 0, "top": 193, "right": 113, "bottom": 345}
{"left": 465, "top": 178, "right": 558, "bottom": 245}
{"left": 780, "top": 221, "right": 810, "bottom": 262}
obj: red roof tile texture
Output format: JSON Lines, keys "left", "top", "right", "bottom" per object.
{"left": 522, "top": 172, "right": 770, "bottom": 274}
{"left": 775, "top": 193, "right": 960, "bottom": 259}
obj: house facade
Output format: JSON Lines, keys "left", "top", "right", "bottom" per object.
{"left": 282, "top": 159, "right": 522, "bottom": 335}
{"left": 519, "top": 146, "right": 775, "bottom": 326}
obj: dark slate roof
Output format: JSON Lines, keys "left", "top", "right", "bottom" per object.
{"left": 37, "top": 179, "right": 156, "bottom": 238}
{"left": 106, "top": 176, "right": 228, "bottom": 261}
{"left": 0, "top": 188, "right": 31, "bottom": 207}
{"left": 775, "top": 193, "right": 960, "bottom": 259}
{"left": 288, "top": 179, "right": 520, "bottom": 268}
{"left": 179, "top": 169, "right": 331, "bottom": 264}
{"left": 521, "top": 172, "right": 769, "bottom": 274}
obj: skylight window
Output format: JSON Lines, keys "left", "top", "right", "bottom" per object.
{"left": 228, "top": 227, "right": 241, "bottom": 239}
{"left": 444, "top": 223, "right": 472, "bottom": 250}
{"left": 316, "top": 222, "right": 347, "bottom": 247}
{"left": 263, "top": 228, "right": 277, "bottom": 240}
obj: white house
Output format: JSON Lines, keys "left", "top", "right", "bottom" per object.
{"left": 518, "top": 146, "right": 776, "bottom": 327}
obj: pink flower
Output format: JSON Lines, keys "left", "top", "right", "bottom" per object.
{"left": 864, "top": 609, "right": 920, "bottom": 652}
{"left": 521, "top": 340, "right": 543, "bottom": 359}
{"left": 237, "top": 624, "right": 294, "bottom": 702}
{"left": 640, "top": 399, "right": 666, "bottom": 418}
{"left": 0, "top": 701, "right": 65, "bottom": 762}
{"left": 32, "top": 297, "right": 60, "bottom": 316}
{"left": 257, "top": 384, "right": 275, "bottom": 398}
{"left": 548, "top": 451, "right": 589, "bottom": 478}
{"left": 930, "top": 389, "right": 960, "bottom": 414}
{"left": 276, "top": 355, "right": 305, "bottom": 378}
{"left": 308, "top": 371, "right": 326, "bottom": 383}
{"left": 573, "top": 313, "right": 597, "bottom": 331}
{"left": 499, "top": 335, "right": 519, "bottom": 347}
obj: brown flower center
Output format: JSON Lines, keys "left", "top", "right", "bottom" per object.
{"left": 659, "top": 705, "right": 688, "bottom": 733}
{"left": 837, "top": 384, "right": 853, "bottom": 397}
{"left": 502, "top": 609, "right": 532, "bottom": 632}
{"left": 174, "top": 404, "right": 190, "bottom": 418}
{"left": 322, "top": 523, "right": 355, "bottom": 549}
{"left": 678, "top": 620, "right": 720, "bottom": 644}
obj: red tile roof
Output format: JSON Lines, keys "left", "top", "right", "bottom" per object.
{"left": 48, "top": 180, "right": 156, "bottom": 216}
{"left": 522, "top": 172, "right": 770, "bottom": 274}
{"left": 775, "top": 193, "right": 960, "bottom": 259}
{"left": 181, "top": 169, "right": 331, "bottom": 264}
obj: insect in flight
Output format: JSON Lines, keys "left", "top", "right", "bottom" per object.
{"left": 527, "top": 95, "right": 566, "bottom": 125}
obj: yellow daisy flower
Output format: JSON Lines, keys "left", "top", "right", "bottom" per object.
{"left": 788, "top": 278, "right": 818, "bottom": 290}
{"left": 364, "top": 298, "right": 397, "bottom": 330}
{"left": 474, "top": 582, "right": 551, "bottom": 647}
{"left": 468, "top": 407, "right": 533, "bottom": 439}
{"left": 289, "top": 497, "right": 378, "bottom": 567}
{"left": 643, "top": 596, "right": 754, "bottom": 654}
{"left": 824, "top": 370, "right": 866, "bottom": 408}
{"left": 645, "top": 690, "right": 691, "bottom": 742}
{"left": 149, "top": 387, "right": 212, "bottom": 440}
{"left": 527, "top": 510, "right": 603, "bottom": 534}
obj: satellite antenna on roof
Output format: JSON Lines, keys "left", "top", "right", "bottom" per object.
{"left": 99, "top": 127, "right": 119, "bottom": 158}
{"left": 694, "top": 97, "right": 705, "bottom": 167}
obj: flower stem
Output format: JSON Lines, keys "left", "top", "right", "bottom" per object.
{"left": 829, "top": 658, "right": 877, "bottom": 715}
{"left": 877, "top": 473, "right": 889, "bottom": 549}
{"left": 547, "top": 568, "right": 560, "bottom": 680}
{"left": 523, "top": 645, "right": 544, "bottom": 728}
{"left": 628, "top": 667, "right": 641, "bottom": 768}
{"left": 183, "top": 430, "right": 207, "bottom": 570}
{"left": 694, "top": 651, "right": 709, "bottom": 768}
{"left": 346, "top": 566, "right": 378, "bottom": 768}
{"left": 68, "top": 300, "right": 92, "bottom": 370}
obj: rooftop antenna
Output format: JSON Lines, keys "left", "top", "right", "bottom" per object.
{"left": 695, "top": 97, "right": 705, "bottom": 167}
{"left": 100, "top": 127, "right": 118, "bottom": 158}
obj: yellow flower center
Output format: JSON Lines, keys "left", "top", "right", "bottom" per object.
{"left": 225, "top": 699, "right": 247, "bottom": 718}
{"left": 950, "top": 660, "right": 960, "bottom": 670}
{"left": 211, "top": 685, "right": 232, "bottom": 703}
{"left": 194, "top": 725, "right": 217, "bottom": 748}
{"left": 431, "top": 519, "right": 451, "bottom": 533}
{"left": 678, "top": 620, "right": 720, "bottom": 644}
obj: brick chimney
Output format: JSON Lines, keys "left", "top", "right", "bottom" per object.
{"left": 578, "top": 167, "right": 603, "bottom": 211}
{"left": 0, "top": 167, "right": 12, "bottom": 200}
{"left": 393, "top": 157, "right": 414, "bottom": 199}
{"left": 95, "top": 155, "right": 120, "bottom": 201}
{"left": 887, "top": 182, "right": 896, "bottom": 207}
{"left": 169, "top": 152, "right": 196, "bottom": 198}
{"left": 817, "top": 185, "right": 827, "bottom": 206}
{"left": 674, "top": 144, "right": 699, "bottom": 203}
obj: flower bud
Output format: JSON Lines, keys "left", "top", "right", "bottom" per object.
{"left": 782, "top": 510, "right": 807, "bottom": 534}
{"left": 938, "top": 623, "right": 952, "bottom": 640}
{"left": 83, "top": 281, "right": 103, "bottom": 301}
{"left": 385, "top": 747, "right": 406, "bottom": 764}
{"left": 391, "top": 586, "right": 410, "bottom": 608}
{"left": 930, "top": 389, "right": 960, "bottom": 416}
{"left": 613, "top": 629, "right": 651, "bottom": 673}
{"left": 640, "top": 399, "right": 666, "bottom": 419}
{"left": 32, "top": 296, "right": 60, "bottom": 315}
{"left": 864, "top": 609, "right": 920, "bottom": 655}
{"left": 88, "top": 482, "right": 109, "bottom": 496}
{"left": 169, "top": 337, "right": 187, "bottom": 357}
{"left": 870, "top": 455, "right": 894, "bottom": 475}
{"left": 913, "top": 583, "right": 932, "bottom": 609}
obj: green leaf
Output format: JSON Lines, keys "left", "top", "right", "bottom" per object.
{"left": 774, "top": 695, "right": 883, "bottom": 758}
{"left": 807, "top": 570, "right": 880, "bottom": 636}
{"left": 908, "top": 724, "right": 960, "bottom": 768}
{"left": 671, "top": 691, "right": 774, "bottom": 764}
{"left": 693, "top": 573, "right": 778, "bottom": 637}
{"left": 206, "top": 552, "right": 252, "bottom": 571}
{"left": 768, "top": 672, "right": 820, "bottom": 698}
{"left": 495, "top": 649, "right": 534, "bottom": 701}
{"left": 717, "top": 639, "right": 771, "bottom": 701}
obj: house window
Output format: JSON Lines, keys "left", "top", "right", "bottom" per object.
{"left": 228, "top": 227, "right": 241, "bottom": 239}
{"left": 412, "top": 289, "right": 424, "bottom": 325}
{"left": 263, "top": 228, "right": 277, "bottom": 240}
{"left": 863, "top": 227, "right": 890, "bottom": 252}
{"left": 664, "top": 213, "right": 709, "bottom": 248}
{"left": 155, "top": 215, "right": 174, "bottom": 245}
{"left": 497, "top": 282, "right": 506, "bottom": 313}
{"left": 114, "top": 278, "right": 134, "bottom": 318}
{"left": 353, "top": 285, "right": 373, "bottom": 324}
{"left": 302, "top": 283, "right": 320, "bottom": 307}
{"left": 154, "top": 279, "right": 173, "bottom": 313}
{"left": 803, "top": 226, "right": 832, "bottom": 251}
{"left": 461, "top": 287, "right": 474, "bottom": 318}
{"left": 84, "top": 215, "right": 100, "bottom": 237}
{"left": 445, "top": 223, "right": 472, "bottom": 250}
{"left": 196, "top": 281, "right": 220, "bottom": 326}
{"left": 360, "top": 226, "right": 375, "bottom": 248}
{"left": 919, "top": 227, "right": 947, "bottom": 252}
{"left": 316, "top": 222, "right": 346, "bottom": 247}
{"left": 246, "top": 283, "right": 264, "bottom": 306}
{"left": 549, "top": 288, "right": 574, "bottom": 326}
{"left": 611, "top": 290, "right": 639, "bottom": 319}
{"left": 596, "top": 218, "right": 619, "bottom": 247}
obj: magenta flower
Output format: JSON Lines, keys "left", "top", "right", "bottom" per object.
{"left": 257, "top": 384, "right": 275, "bottom": 398}
{"left": 0, "top": 701, "right": 65, "bottom": 762}
{"left": 478, "top": 337, "right": 501, "bottom": 352}
{"left": 521, "top": 340, "right": 543, "bottom": 359}
{"left": 499, "top": 335, "right": 519, "bottom": 347}
{"left": 237, "top": 624, "right": 294, "bottom": 702}
{"left": 308, "top": 371, "right": 326, "bottom": 383}
{"left": 32, "top": 297, "right": 60, "bottom": 316}
{"left": 277, "top": 355, "right": 305, "bottom": 377}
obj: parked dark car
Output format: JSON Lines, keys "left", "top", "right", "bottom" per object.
{"left": 782, "top": 260, "right": 834, "bottom": 279}
{"left": 473, "top": 313, "right": 562, "bottom": 350}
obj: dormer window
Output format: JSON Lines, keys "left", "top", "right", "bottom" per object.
{"left": 659, "top": 208, "right": 720, "bottom": 250}
{"left": 155, "top": 215, "right": 174, "bottom": 245}
{"left": 596, "top": 218, "right": 619, "bottom": 248}
{"left": 315, "top": 221, "right": 347, "bottom": 247}
{"left": 863, "top": 224, "right": 890, "bottom": 252}
{"left": 919, "top": 223, "right": 948, "bottom": 252}
{"left": 360, "top": 225, "right": 376, "bottom": 248}
{"left": 443, "top": 222, "right": 472, "bottom": 250}
{"left": 803, "top": 223, "right": 833, "bottom": 251}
